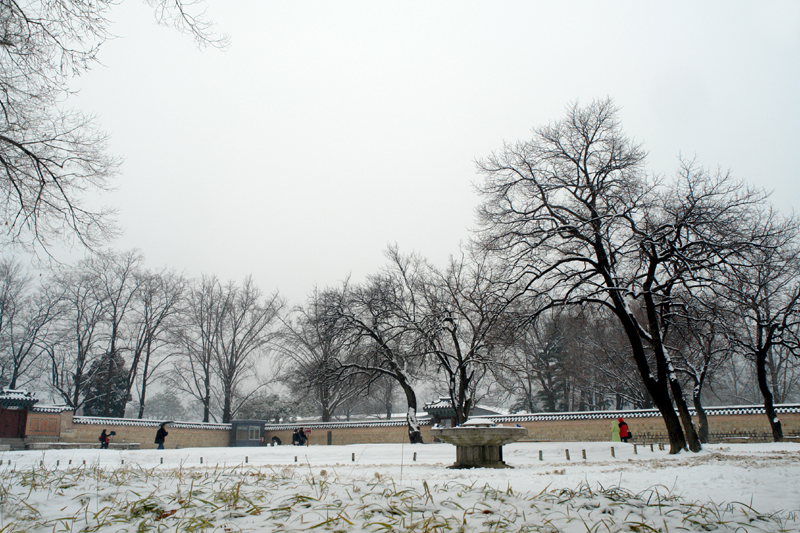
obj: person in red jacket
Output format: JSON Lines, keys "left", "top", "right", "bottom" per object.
{"left": 618, "top": 417, "right": 631, "bottom": 443}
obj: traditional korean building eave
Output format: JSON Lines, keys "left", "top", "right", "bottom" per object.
{"left": 0, "top": 388, "right": 39, "bottom": 409}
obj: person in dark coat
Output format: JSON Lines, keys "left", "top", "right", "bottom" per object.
{"left": 155, "top": 423, "right": 169, "bottom": 450}
{"left": 99, "top": 429, "right": 109, "bottom": 449}
{"left": 292, "top": 428, "right": 307, "bottom": 446}
{"left": 618, "top": 417, "right": 631, "bottom": 443}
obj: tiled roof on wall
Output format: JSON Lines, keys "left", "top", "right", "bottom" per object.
{"left": 73, "top": 416, "right": 231, "bottom": 431}
{"left": 263, "top": 418, "right": 430, "bottom": 431}
{"left": 31, "top": 405, "right": 74, "bottom": 413}
{"left": 483, "top": 404, "right": 800, "bottom": 424}
{"left": 0, "top": 388, "right": 39, "bottom": 408}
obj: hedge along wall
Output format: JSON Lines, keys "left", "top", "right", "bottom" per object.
{"left": 264, "top": 405, "right": 800, "bottom": 446}
{"left": 55, "top": 415, "right": 231, "bottom": 449}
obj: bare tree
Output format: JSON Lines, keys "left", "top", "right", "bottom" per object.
{"left": 89, "top": 250, "right": 144, "bottom": 417}
{"left": 0, "top": 258, "right": 60, "bottom": 388}
{"left": 213, "top": 276, "right": 283, "bottom": 423}
{"left": 175, "top": 275, "right": 282, "bottom": 423}
{"left": 719, "top": 209, "right": 800, "bottom": 441}
{"left": 278, "top": 288, "right": 371, "bottom": 422}
{"left": 46, "top": 264, "right": 105, "bottom": 409}
{"left": 126, "top": 268, "right": 185, "bottom": 419}
{"left": 412, "top": 246, "right": 520, "bottom": 426}
{"left": 0, "top": 258, "right": 29, "bottom": 383}
{"left": 175, "top": 275, "right": 225, "bottom": 422}
{"left": 327, "top": 264, "right": 428, "bottom": 443}
{"left": 1, "top": 0, "right": 225, "bottom": 253}
{"left": 477, "top": 99, "right": 768, "bottom": 453}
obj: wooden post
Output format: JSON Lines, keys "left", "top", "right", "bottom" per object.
{"left": 200, "top": 457, "right": 203, "bottom": 464}
{"left": 611, "top": 447, "right": 615, "bottom": 458}
{"left": 413, "top": 452, "right": 417, "bottom": 461}
{"left": 650, "top": 444, "right": 654, "bottom": 452}
{"left": 245, "top": 456, "right": 248, "bottom": 464}
{"left": 633, "top": 444, "right": 638, "bottom": 454}
{"left": 581, "top": 449, "right": 586, "bottom": 460}
{"left": 565, "top": 449, "right": 570, "bottom": 461}
{"left": 539, "top": 450, "right": 543, "bottom": 461}
{"left": 352, "top": 453, "right": 355, "bottom": 462}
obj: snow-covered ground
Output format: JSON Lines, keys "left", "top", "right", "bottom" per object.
{"left": 2, "top": 441, "right": 798, "bottom": 532}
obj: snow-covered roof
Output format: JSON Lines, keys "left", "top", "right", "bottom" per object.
{"left": 422, "top": 397, "right": 501, "bottom": 417}
{"left": 0, "top": 388, "right": 39, "bottom": 408}
{"left": 485, "top": 404, "right": 800, "bottom": 424}
{"left": 73, "top": 416, "right": 231, "bottom": 431}
{"left": 31, "top": 405, "right": 74, "bottom": 413}
{"left": 263, "top": 418, "right": 431, "bottom": 431}
{"left": 423, "top": 397, "right": 453, "bottom": 411}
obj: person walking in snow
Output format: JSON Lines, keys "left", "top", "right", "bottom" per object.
{"left": 99, "top": 429, "right": 109, "bottom": 449}
{"left": 618, "top": 417, "right": 631, "bottom": 443}
{"left": 292, "top": 428, "right": 306, "bottom": 446}
{"left": 155, "top": 423, "right": 169, "bottom": 450}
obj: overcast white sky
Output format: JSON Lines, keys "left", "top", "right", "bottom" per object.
{"left": 68, "top": 1, "right": 800, "bottom": 305}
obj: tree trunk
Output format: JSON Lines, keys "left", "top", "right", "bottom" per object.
{"left": 669, "top": 377, "right": 702, "bottom": 452}
{"left": 222, "top": 392, "right": 232, "bottom": 423}
{"left": 637, "top": 288, "right": 693, "bottom": 453}
{"left": 398, "top": 381, "right": 423, "bottom": 443}
{"left": 137, "top": 340, "right": 153, "bottom": 419}
{"left": 756, "top": 349, "right": 784, "bottom": 442}
{"left": 615, "top": 306, "right": 687, "bottom": 453}
{"left": 202, "top": 380, "right": 211, "bottom": 423}
{"left": 692, "top": 392, "right": 709, "bottom": 444}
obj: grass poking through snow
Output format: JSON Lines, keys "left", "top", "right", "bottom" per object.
{"left": 0, "top": 462, "right": 796, "bottom": 532}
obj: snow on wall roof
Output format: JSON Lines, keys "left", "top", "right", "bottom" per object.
{"left": 31, "top": 405, "right": 74, "bottom": 413}
{"left": 263, "top": 418, "right": 429, "bottom": 431}
{"left": 482, "top": 404, "right": 800, "bottom": 424}
{"left": 0, "top": 388, "right": 38, "bottom": 407}
{"left": 73, "top": 416, "right": 231, "bottom": 431}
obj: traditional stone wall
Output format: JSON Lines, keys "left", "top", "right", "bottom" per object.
{"left": 21, "top": 405, "right": 800, "bottom": 449}
{"left": 495, "top": 408, "right": 800, "bottom": 444}
{"left": 24, "top": 409, "right": 64, "bottom": 442}
{"left": 263, "top": 406, "right": 800, "bottom": 446}
{"left": 265, "top": 423, "right": 435, "bottom": 448}
{"left": 56, "top": 416, "right": 231, "bottom": 449}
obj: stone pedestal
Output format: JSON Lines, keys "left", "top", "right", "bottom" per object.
{"left": 431, "top": 420, "right": 528, "bottom": 469}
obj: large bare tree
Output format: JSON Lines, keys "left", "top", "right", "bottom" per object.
{"left": 0, "top": 258, "right": 60, "bottom": 389}
{"left": 477, "top": 99, "right": 768, "bottom": 453}
{"left": 126, "top": 268, "right": 185, "bottom": 419}
{"left": 1, "top": 0, "right": 225, "bottom": 252}
{"left": 279, "top": 288, "right": 372, "bottom": 422}
{"left": 46, "top": 264, "right": 105, "bottom": 409}
{"left": 412, "top": 246, "right": 520, "bottom": 426}
{"left": 176, "top": 275, "right": 282, "bottom": 423}
{"left": 213, "top": 276, "right": 283, "bottom": 423}
{"left": 719, "top": 209, "right": 800, "bottom": 441}
{"left": 175, "top": 275, "right": 223, "bottom": 422}
{"left": 327, "top": 263, "right": 428, "bottom": 443}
